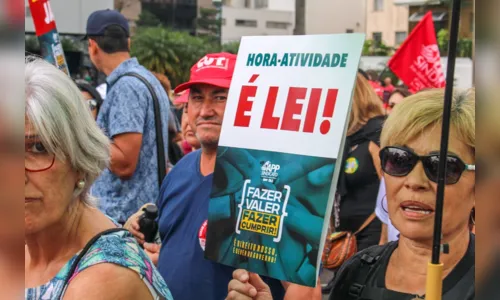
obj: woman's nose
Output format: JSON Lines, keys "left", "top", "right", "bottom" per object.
{"left": 404, "top": 162, "right": 430, "bottom": 191}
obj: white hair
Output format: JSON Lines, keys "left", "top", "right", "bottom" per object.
{"left": 25, "top": 57, "right": 110, "bottom": 206}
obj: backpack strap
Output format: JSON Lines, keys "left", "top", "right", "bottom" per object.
{"left": 354, "top": 213, "right": 377, "bottom": 236}
{"left": 116, "top": 72, "right": 167, "bottom": 188}
{"left": 63, "top": 228, "right": 128, "bottom": 287}
{"left": 330, "top": 242, "right": 397, "bottom": 300}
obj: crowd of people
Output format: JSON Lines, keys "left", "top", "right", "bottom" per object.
{"left": 24, "top": 9, "right": 476, "bottom": 300}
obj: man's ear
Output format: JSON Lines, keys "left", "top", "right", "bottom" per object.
{"left": 127, "top": 38, "right": 131, "bottom": 51}
{"left": 88, "top": 39, "right": 98, "bottom": 55}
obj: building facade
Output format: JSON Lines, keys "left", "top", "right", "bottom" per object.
{"left": 304, "top": 0, "right": 366, "bottom": 35}
{"left": 366, "top": 0, "right": 409, "bottom": 47}
{"left": 221, "top": 0, "right": 294, "bottom": 44}
{"left": 25, "top": 0, "right": 114, "bottom": 35}
{"left": 140, "top": 0, "right": 198, "bottom": 34}
{"left": 394, "top": 0, "right": 474, "bottom": 38}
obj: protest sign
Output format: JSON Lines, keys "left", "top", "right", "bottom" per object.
{"left": 28, "top": 0, "right": 69, "bottom": 74}
{"left": 204, "top": 34, "right": 365, "bottom": 287}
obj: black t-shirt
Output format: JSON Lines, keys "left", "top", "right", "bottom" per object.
{"left": 337, "top": 116, "right": 384, "bottom": 232}
{"left": 329, "top": 234, "right": 475, "bottom": 300}
{"left": 338, "top": 140, "right": 381, "bottom": 226}
{"left": 371, "top": 234, "right": 475, "bottom": 299}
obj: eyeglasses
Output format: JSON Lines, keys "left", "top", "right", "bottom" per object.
{"left": 379, "top": 146, "right": 475, "bottom": 185}
{"left": 87, "top": 99, "right": 97, "bottom": 111}
{"left": 25, "top": 141, "right": 55, "bottom": 172}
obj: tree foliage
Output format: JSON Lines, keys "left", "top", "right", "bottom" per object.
{"left": 131, "top": 27, "right": 221, "bottom": 87}
{"left": 362, "top": 39, "right": 393, "bottom": 56}
{"left": 137, "top": 9, "right": 162, "bottom": 28}
{"left": 221, "top": 41, "right": 240, "bottom": 54}
{"left": 437, "top": 29, "right": 473, "bottom": 58}
{"left": 196, "top": 7, "right": 220, "bottom": 42}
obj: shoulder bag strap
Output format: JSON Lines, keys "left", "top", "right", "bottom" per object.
{"left": 63, "top": 228, "right": 128, "bottom": 287}
{"left": 354, "top": 213, "right": 377, "bottom": 236}
{"left": 117, "top": 72, "right": 167, "bottom": 188}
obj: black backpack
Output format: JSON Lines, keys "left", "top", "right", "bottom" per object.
{"left": 329, "top": 242, "right": 474, "bottom": 300}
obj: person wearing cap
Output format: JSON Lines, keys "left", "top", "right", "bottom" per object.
{"left": 174, "top": 91, "right": 201, "bottom": 155}
{"left": 127, "top": 53, "right": 319, "bottom": 300}
{"left": 84, "top": 9, "right": 171, "bottom": 224}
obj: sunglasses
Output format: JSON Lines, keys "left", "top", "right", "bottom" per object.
{"left": 380, "top": 146, "right": 475, "bottom": 184}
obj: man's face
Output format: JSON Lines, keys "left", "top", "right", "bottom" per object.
{"left": 187, "top": 84, "right": 228, "bottom": 149}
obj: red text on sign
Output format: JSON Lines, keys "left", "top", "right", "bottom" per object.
{"left": 234, "top": 74, "right": 339, "bottom": 135}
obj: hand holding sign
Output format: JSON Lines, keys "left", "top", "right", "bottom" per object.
{"left": 206, "top": 34, "right": 365, "bottom": 287}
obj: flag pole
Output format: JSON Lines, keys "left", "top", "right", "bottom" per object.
{"left": 28, "top": 0, "right": 69, "bottom": 75}
{"left": 425, "top": 0, "right": 462, "bottom": 299}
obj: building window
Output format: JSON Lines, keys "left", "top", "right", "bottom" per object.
{"left": 346, "top": 29, "right": 354, "bottom": 33}
{"left": 266, "top": 21, "right": 288, "bottom": 29}
{"left": 374, "top": 0, "right": 384, "bottom": 11}
{"left": 222, "top": 18, "right": 226, "bottom": 26}
{"left": 244, "top": 0, "right": 251, "bottom": 8}
{"left": 255, "top": 0, "right": 268, "bottom": 9}
{"left": 395, "top": 31, "right": 407, "bottom": 45}
{"left": 236, "top": 19, "right": 257, "bottom": 27}
{"left": 372, "top": 32, "right": 382, "bottom": 45}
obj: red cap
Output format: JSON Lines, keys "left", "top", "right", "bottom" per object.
{"left": 174, "top": 52, "right": 237, "bottom": 93}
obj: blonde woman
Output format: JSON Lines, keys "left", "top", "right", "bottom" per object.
{"left": 334, "top": 72, "right": 386, "bottom": 252}
{"left": 329, "top": 88, "right": 475, "bottom": 299}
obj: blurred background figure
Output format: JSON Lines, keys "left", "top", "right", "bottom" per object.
{"left": 383, "top": 77, "right": 395, "bottom": 93}
{"left": 359, "top": 69, "right": 384, "bottom": 100}
{"left": 386, "top": 87, "right": 411, "bottom": 115}
{"left": 476, "top": 87, "right": 500, "bottom": 299}
{"left": 76, "top": 79, "right": 104, "bottom": 120}
{"left": 335, "top": 72, "right": 385, "bottom": 251}
{"left": 2, "top": 2, "right": 25, "bottom": 298}
{"left": 174, "top": 91, "right": 201, "bottom": 155}
{"left": 0, "top": 64, "right": 24, "bottom": 300}
{"left": 153, "top": 72, "right": 184, "bottom": 166}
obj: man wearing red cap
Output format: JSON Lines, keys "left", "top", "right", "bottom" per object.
{"left": 130, "top": 52, "right": 320, "bottom": 300}
{"left": 128, "top": 53, "right": 285, "bottom": 300}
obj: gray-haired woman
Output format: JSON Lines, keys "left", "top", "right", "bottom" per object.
{"left": 24, "top": 57, "right": 173, "bottom": 300}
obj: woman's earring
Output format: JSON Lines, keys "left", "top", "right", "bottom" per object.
{"left": 77, "top": 180, "right": 86, "bottom": 189}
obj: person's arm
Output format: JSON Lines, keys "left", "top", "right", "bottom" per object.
{"left": 110, "top": 133, "right": 142, "bottom": 179}
{"left": 107, "top": 80, "right": 149, "bottom": 180}
{"left": 282, "top": 280, "right": 322, "bottom": 300}
{"left": 63, "top": 263, "right": 153, "bottom": 300}
{"left": 368, "top": 141, "right": 382, "bottom": 179}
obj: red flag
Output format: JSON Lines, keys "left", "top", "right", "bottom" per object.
{"left": 388, "top": 11, "right": 445, "bottom": 92}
